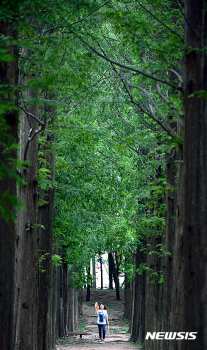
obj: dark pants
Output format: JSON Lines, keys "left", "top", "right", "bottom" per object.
{"left": 98, "top": 323, "right": 106, "bottom": 339}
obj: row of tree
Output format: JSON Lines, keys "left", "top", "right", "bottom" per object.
{"left": 0, "top": 0, "right": 207, "bottom": 349}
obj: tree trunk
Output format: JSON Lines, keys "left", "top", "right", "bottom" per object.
{"left": 167, "top": 145, "right": 184, "bottom": 350}
{"left": 92, "top": 257, "right": 96, "bottom": 289}
{"left": 160, "top": 42, "right": 182, "bottom": 349}
{"left": 51, "top": 256, "right": 59, "bottom": 347}
{"left": 124, "top": 257, "right": 132, "bottom": 321}
{"left": 14, "top": 61, "right": 40, "bottom": 349}
{"left": 78, "top": 289, "right": 83, "bottom": 315}
{"left": 160, "top": 144, "right": 177, "bottom": 350}
{"left": 0, "top": 9, "right": 18, "bottom": 350}
{"left": 63, "top": 261, "right": 69, "bottom": 335}
{"left": 144, "top": 234, "right": 163, "bottom": 350}
{"left": 52, "top": 239, "right": 63, "bottom": 344}
{"left": 86, "top": 266, "right": 91, "bottom": 301}
{"left": 182, "top": 1, "right": 207, "bottom": 348}
{"left": 131, "top": 245, "right": 146, "bottom": 345}
{"left": 99, "top": 254, "right": 103, "bottom": 289}
{"left": 108, "top": 253, "right": 113, "bottom": 289}
{"left": 108, "top": 253, "right": 120, "bottom": 300}
{"left": 37, "top": 114, "right": 55, "bottom": 349}
{"left": 58, "top": 259, "right": 64, "bottom": 337}
{"left": 68, "top": 269, "right": 75, "bottom": 332}
{"left": 74, "top": 287, "right": 79, "bottom": 329}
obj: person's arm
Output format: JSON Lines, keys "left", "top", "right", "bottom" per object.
{"left": 106, "top": 312, "right": 109, "bottom": 324}
{"left": 95, "top": 302, "right": 99, "bottom": 315}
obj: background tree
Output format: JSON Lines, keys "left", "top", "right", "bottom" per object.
{"left": 0, "top": 2, "right": 19, "bottom": 349}
{"left": 182, "top": 1, "right": 207, "bottom": 348}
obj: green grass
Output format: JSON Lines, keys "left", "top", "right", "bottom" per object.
{"left": 122, "top": 326, "right": 130, "bottom": 334}
{"left": 77, "top": 316, "right": 86, "bottom": 332}
{"left": 78, "top": 323, "right": 85, "bottom": 332}
{"left": 110, "top": 328, "right": 120, "bottom": 334}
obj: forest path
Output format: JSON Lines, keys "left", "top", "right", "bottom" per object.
{"left": 57, "top": 290, "right": 140, "bottom": 350}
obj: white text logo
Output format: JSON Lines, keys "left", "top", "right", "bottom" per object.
{"left": 145, "top": 332, "right": 197, "bottom": 340}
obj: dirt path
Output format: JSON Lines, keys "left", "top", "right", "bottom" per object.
{"left": 57, "top": 290, "right": 139, "bottom": 350}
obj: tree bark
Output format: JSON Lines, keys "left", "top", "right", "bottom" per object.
{"left": 160, "top": 144, "right": 177, "bottom": 350}
{"left": 68, "top": 269, "right": 75, "bottom": 332}
{"left": 108, "top": 253, "right": 113, "bottom": 289}
{"left": 167, "top": 144, "right": 184, "bottom": 350}
{"left": 37, "top": 113, "right": 55, "bottom": 349}
{"left": 14, "top": 60, "right": 40, "bottom": 349}
{"left": 182, "top": 1, "right": 207, "bottom": 348}
{"left": 78, "top": 289, "right": 83, "bottom": 315}
{"left": 92, "top": 257, "right": 96, "bottom": 289}
{"left": 108, "top": 252, "right": 120, "bottom": 300}
{"left": 144, "top": 234, "right": 163, "bottom": 350}
{"left": 86, "top": 266, "right": 91, "bottom": 301}
{"left": 124, "top": 257, "right": 132, "bottom": 321}
{"left": 63, "top": 261, "right": 69, "bottom": 335}
{"left": 0, "top": 8, "right": 18, "bottom": 350}
{"left": 58, "top": 259, "right": 64, "bottom": 337}
{"left": 131, "top": 245, "right": 146, "bottom": 345}
{"left": 99, "top": 254, "right": 103, "bottom": 289}
{"left": 51, "top": 239, "right": 62, "bottom": 345}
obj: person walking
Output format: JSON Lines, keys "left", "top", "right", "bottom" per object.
{"left": 95, "top": 302, "right": 109, "bottom": 340}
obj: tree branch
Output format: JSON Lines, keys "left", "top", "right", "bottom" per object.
{"left": 24, "top": 127, "right": 43, "bottom": 161}
{"left": 19, "top": 105, "right": 45, "bottom": 126}
{"left": 43, "top": 0, "right": 111, "bottom": 34}
{"left": 135, "top": 0, "right": 183, "bottom": 40}
{"left": 174, "top": 0, "right": 206, "bottom": 45}
{"left": 168, "top": 69, "right": 183, "bottom": 84}
{"left": 130, "top": 115, "right": 156, "bottom": 180}
{"left": 70, "top": 30, "right": 179, "bottom": 90}
{"left": 123, "top": 80, "right": 177, "bottom": 138}
{"left": 97, "top": 150, "right": 123, "bottom": 172}
{"left": 156, "top": 83, "right": 184, "bottom": 128}
{"left": 119, "top": 76, "right": 178, "bottom": 138}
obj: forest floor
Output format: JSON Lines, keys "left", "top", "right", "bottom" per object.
{"left": 56, "top": 289, "right": 141, "bottom": 350}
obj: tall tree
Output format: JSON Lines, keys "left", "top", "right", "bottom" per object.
{"left": 108, "top": 253, "right": 113, "bottom": 289}
{"left": 0, "top": 2, "right": 19, "bottom": 349}
{"left": 183, "top": 1, "right": 207, "bottom": 348}
{"left": 108, "top": 252, "right": 121, "bottom": 300}
{"left": 15, "top": 54, "right": 40, "bottom": 349}
{"left": 37, "top": 110, "right": 56, "bottom": 349}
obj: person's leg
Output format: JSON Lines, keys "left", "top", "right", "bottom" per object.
{"left": 102, "top": 324, "right": 106, "bottom": 339}
{"left": 98, "top": 324, "right": 102, "bottom": 339}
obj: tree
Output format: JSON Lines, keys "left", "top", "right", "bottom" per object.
{"left": 15, "top": 48, "right": 40, "bottom": 349}
{"left": 182, "top": 1, "right": 207, "bottom": 348}
{"left": 0, "top": 2, "right": 19, "bottom": 348}
{"left": 108, "top": 252, "right": 121, "bottom": 300}
{"left": 37, "top": 110, "right": 56, "bottom": 349}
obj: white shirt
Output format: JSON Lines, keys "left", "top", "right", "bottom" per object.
{"left": 97, "top": 310, "right": 108, "bottom": 324}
